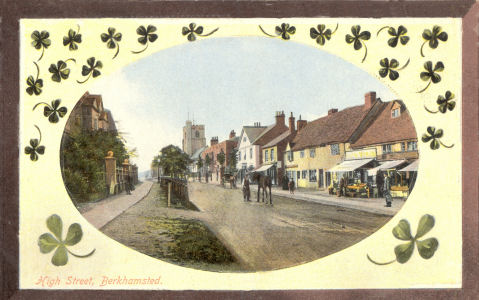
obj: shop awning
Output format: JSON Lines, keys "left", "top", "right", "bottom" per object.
{"left": 399, "top": 160, "right": 419, "bottom": 172}
{"left": 254, "top": 164, "right": 275, "bottom": 172}
{"left": 367, "top": 160, "right": 406, "bottom": 176}
{"left": 327, "top": 158, "right": 374, "bottom": 172}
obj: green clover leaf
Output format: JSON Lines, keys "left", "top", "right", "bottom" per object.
{"left": 132, "top": 25, "right": 158, "bottom": 54}
{"left": 33, "top": 99, "right": 68, "bottom": 123}
{"left": 63, "top": 25, "right": 82, "bottom": 51}
{"left": 26, "top": 62, "right": 43, "bottom": 96}
{"left": 367, "top": 214, "right": 439, "bottom": 265}
{"left": 259, "top": 23, "right": 296, "bottom": 40}
{"left": 424, "top": 91, "right": 456, "bottom": 114}
{"left": 24, "top": 125, "right": 45, "bottom": 161}
{"left": 345, "top": 25, "right": 371, "bottom": 63}
{"left": 377, "top": 25, "right": 409, "bottom": 47}
{"left": 38, "top": 214, "right": 95, "bottom": 266}
{"left": 378, "top": 58, "right": 409, "bottom": 81}
{"left": 77, "top": 57, "right": 103, "bottom": 84}
{"left": 48, "top": 59, "right": 75, "bottom": 82}
{"left": 417, "top": 61, "right": 444, "bottom": 93}
{"left": 421, "top": 25, "right": 448, "bottom": 57}
{"left": 31, "top": 30, "right": 51, "bottom": 61}
{"left": 101, "top": 27, "right": 122, "bottom": 59}
{"left": 310, "top": 24, "right": 338, "bottom": 46}
{"left": 182, "top": 23, "right": 218, "bottom": 42}
{"left": 421, "top": 126, "right": 453, "bottom": 150}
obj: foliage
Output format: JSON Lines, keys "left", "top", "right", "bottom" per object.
{"left": 158, "top": 145, "right": 191, "bottom": 177}
{"left": 62, "top": 129, "right": 128, "bottom": 201}
{"left": 216, "top": 149, "right": 225, "bottom": 167}
{"left": 228, "top": 148, "right": 237, "bottom": 172}
{"left": 38, "top": 214, "right": 95, "bottom": 266}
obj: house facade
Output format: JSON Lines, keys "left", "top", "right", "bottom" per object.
{"left": 236, "top": 123, "right": 267, "bottom": 182}
{"left": 201, "top": 131, "right": 239, "bottom": 182}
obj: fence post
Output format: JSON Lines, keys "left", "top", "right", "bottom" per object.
{"left": 168, "top": 182, "right": 171, "bottom": 208}
{"left": 104, "top": 151, "right": 117, "bottom": 195}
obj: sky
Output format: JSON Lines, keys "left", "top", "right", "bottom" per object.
{"left": 90, "top": 36, "right": 396, "bottom": 172}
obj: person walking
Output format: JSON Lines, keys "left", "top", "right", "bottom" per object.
{"left": 242, "top": 174, "right": 251, "bottom": 202}
{"left": 288, "top": 178, "right": 295, "bottom": 194}
{"left": 125, "top": 173, "right": 132, "bottom": 195}
{"left": 383, "top": 172, "right": 392, "bottom": 207}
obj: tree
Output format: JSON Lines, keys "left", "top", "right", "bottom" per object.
{"left": 217, "top": 149, "right": 226, "bottom": 185}
{"left": 228, "top": 148, "right": 238, "bottom": 173}
{"left": 158, "top": 145, "right": 191, "bottom": 178}
{"left": 151, "top": 154, "right": 161, "bottom": 179}
{"left": 204, "top": 154, "right": 211, "bottom": 183}
{"left": 196, "top": 156, "right": 203, "bottom": 182}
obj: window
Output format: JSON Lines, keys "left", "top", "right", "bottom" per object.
{"left": 238, "top": 151, "right": 241, "bottom": 161}
{"left": 309, "top": 170, "right": 317, "bottom": 182}
{"left": 265, "top": 150, "right": 269, "bottom": 162}
{"left": 244, "top": 152, "right": 246, "bottom": 160}
{"left": 407, "top": 141, "right": 417, "bottom": 151}
{"left": 297, "top": 171, "right": 300, "bottom": 179}
{"left": 382, "top": 144, "right": 392, "bottom": 153}
{"left": 302, "top": 170, "right": 307, "bottom": 179}
{"left": 243, "top": 137, "right": 247, "bottom": 142}
{"left": 309, "top": 148, "right": 315, "bottom": 158}
{"left": 270, "top": 149, "right": 274, "bottom": 161}
{"left": 401, "top": 143, "right": 406, "bottom": 152}
{"left": 195, "top": 131, "right": 200, "bottom": 138}
{"left": 287, "top": 151, "right": 294, "bottom": 162}
{"left": 330, "top": 144, "right": 340, "bottom": 155}
{"left": 300, "top": 150, "right": 305, "bottom": 158}
{"left": 318, "top": 169, "right": 324, "bottom": 187}
{"left": 391, "top": 108, "right": 400, "bottom": 118}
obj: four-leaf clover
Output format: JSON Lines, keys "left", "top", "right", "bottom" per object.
{"left": 310, "top": 24, "right": 338, "bottom": 46}
{"left": 259, "top": 23, "right": 296, "bottom": 40}
{"left": 367, "top": 214, "right": 439, "bottom": 265}
{"left": 379, "top": 58, "right": 410, "bottom": 81}
{"left": 63, "top": 26, "right": 82, "bottom": 51}
{"left": 101, "top": 27, "right": 122, "bottom": 59}
{"left": 33, "top": 99, "right": 68, "bottom": 123}
{"left": 24, "top": 125, "right": 45, "bottom": 161}
{"left": 132, "top": 25, "right": 158, "bottom": 54}
{"left": 421, "top": 126, "right": 454, "bottom": 149}
{"left": 38, "top": 214, "right": 95, "bottom": 266}
{"left": 421, "top": 26, "right": 448, "bottom": 57}
{"left": 425, "top": 91, "right": 456, "bottom": 114}
{"left": 418, "top": 61, "right": 444, "bottom": 93}
{"left": 377, "top": 25, "right": 409, "bottom": 47}
{"left": 182, "top": 23, "right": 219, "bottom": 42}
{"left": 345, "top": 25, "right": 371, "bottom": 63}
{"left": 48, "top": 59, "right": 75, "bottom": 82}
{"left": 77, "top": 57, "right": 103, "bottom": 84}
{"left": 31, "top": 30, "right": 51, "bottom": 61}
{"left": 26, "top": 62, "right": 43, "bottom": 96}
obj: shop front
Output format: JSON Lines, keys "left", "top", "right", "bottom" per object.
{"left": 327, "top": 157, "right": 377, "bottom": 197}
{"left": 254, "top": 164, "right": 277, "bottom": 185}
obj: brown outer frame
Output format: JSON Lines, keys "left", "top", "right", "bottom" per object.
{"left": 1, "top": 1, "right": 477, "bottom": 299}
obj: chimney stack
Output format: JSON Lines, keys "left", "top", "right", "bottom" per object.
{"left": 289, "top": 112, "right": 295, "bottom": 133}
{"left": 364, "top": 91, "right": 376, "bottom": 110}
{"left": 296, "top": 115, "right": 307, "bottom": 133}
{"left": 328, "top": 108, "right": 338, "bottom": 115}
{"left": 229, "top": 130, "right": 236, "bottom": 139}
{"left": 210, "top": 136, "right": 218, "bottom": 146}
{"left": 275, "top": 111, "right": 285, "bottom": 126}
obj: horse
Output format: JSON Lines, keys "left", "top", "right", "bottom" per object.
{"left": 251, "top": 172, "right": 272, "bottom": 205}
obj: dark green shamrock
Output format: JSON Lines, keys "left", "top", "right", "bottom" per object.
{"left": 421, "top": 126, "right": 453, "bottom": 149}
{"left": 132, "top": 25, "right": 158, "bottom": 54}
{"left": 77, "top": 57, "right": 102, "bottom": 84}
{"left": 31, "top": 30, "right": 51, "bottom": 61}
{"left": 33, "top": 99, "right": 68, "bottom": 123}
{"left": 24, "top": 125, "right": 45, "bottom": 161}
{"left": 345, "top": 25, "right": 371, "bottom": 63}
{"left": 421, "top": 26, "right": 448, "bottom": 57}
{"left": 38, "top": 214, "right": 95, "bottom": 266}
{"left": 182, "top": 23, "right": 219, "bottom": 42}
{"left": 63, "top": 25, "right": 82, "bottom": 50}
{"left": 417, "top": 61, "right": 444, "bottom": 93}
{"left": 48, "top": 59, "right": 75, "bottom": 82}
{"left": 367, "top": 214, "right": 439, "bottom": 265}
{"left": 101, "top": 27, "right": 122, "bottom": 59}
{"left": 379, "top": 58, "right": 410, "bottom": 81}
{"left": 310, "top": 24, "right": 338, "bottom": 46}
{"left": 26, "top": 62, "right": 43, "bottom": 96}
{"left": 259, "top": 23, "right": 296, "bottom": 40}
{"left": 377, "top": 25, "right": 409, "bottom": 47}
{"left": 424, "top": 91, "right": 456, "bottom": 114}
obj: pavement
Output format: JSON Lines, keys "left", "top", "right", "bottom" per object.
{"left": 80, "top": 180, "right": 154, "bottom": 229}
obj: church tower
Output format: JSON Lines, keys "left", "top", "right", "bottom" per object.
{"left": 182, "top": 120, "right": 206, "bottom": 156}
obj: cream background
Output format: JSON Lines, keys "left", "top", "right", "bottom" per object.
{"left": 19, "top": 18, "right": 462, "bottom": 289}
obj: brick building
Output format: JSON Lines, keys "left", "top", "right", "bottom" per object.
{"left": 201, "top": 130, "right": 239, "bottom": 182}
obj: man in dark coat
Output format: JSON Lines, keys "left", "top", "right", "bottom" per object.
{"left": 125, "top": 173, "right": 131, "bottom": 195}
{"left": 383, "top": 173, "right": 392, "bottom": 207}
{"left": 242, "top": 174, "right": 251, "bottom": 202}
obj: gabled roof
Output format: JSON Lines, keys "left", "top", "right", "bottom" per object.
{"left": 351, "top": 100, "right": 417, "bottom": 148}
{"left": 241, "top": 126, "right": 268, "bottom": 144}
{"left": 291, "top": 103, "right": 373, "bottom": 151}
{"left": 263, "top": 130, "right": 296, "bottom": 148}
{"left": 252, "top": 124, "right": 275, "bottom": 144}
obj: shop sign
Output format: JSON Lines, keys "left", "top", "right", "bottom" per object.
{"left": 345, "top": 148, "right": 377, "bottom": 160}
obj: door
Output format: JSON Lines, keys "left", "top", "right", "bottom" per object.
{"left": 318, "top": 169, "right": 324, "bottom": 188}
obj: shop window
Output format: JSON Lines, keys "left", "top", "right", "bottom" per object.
{"left": 302, "top": 170, "right": 307, "bottom": 179}
{"left": 391, "top": 108, "right": 400, "bottom": 118}
{"left": 309, "top": 169, "right": 317, "bottom": 182}
{"left": 382, "top": 144, "right": 392, "bottom": 153}
{"left": 330, "top": 144, "right": 340, "bottom": 155}
{"left": 300, "top": 150, "right": 305, "bottom": 158}
{"left": 270, "top": 149, "right": 274, "bottom": 161}
{"left": 265, "top": 150, "right": 269, "bottom": 162}
{"left": 407, "top": 141, "right": 417, "bottom": 151}
{"left": 309, "top": 148, "right": 315, "bottom": 158}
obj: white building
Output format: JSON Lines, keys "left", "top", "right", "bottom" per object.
{"left": 236, "top": 123, "right": 268, "bottom": 182}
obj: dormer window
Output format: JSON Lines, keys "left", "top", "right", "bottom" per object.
{"left": 391, "top": 108, "right": 400, "bottom": 118}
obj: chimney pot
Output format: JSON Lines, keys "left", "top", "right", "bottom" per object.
{"left": 328, "top": 108, "right": 338, "bottom": 115}
{"left": 289, "top": 112, "right": 296, "bottom": 133}
{"left": 364, "top": 91, "right": 376, "bottom": 110}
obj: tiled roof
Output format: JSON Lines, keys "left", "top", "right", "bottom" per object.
{"left": 263, "top": 130, "right": 295, "bottom": 148}
{"left": 252, "top": 124, "right": 275, "bottom": 144}
{"left": 351, "top": 100, "right": 417, "bottom": 148}
{"left": 291, "top": 104, "right": 372, "bottom": 151}
{"left": 243, "top": 126, "right": 267, "bottom": 143}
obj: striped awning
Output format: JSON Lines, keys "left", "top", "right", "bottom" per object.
{"left": 254, "top": 164, "right": 275, "bottom": 172}
{"left": 367, "top": 160, "right": 406, "bottom": 176}
{"left": 399, "top": 160, "right": 419, "bottom": 172}
{"left": 327, "top": 158, "right": 374, "bottom": 172}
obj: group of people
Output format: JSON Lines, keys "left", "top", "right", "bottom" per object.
{"left": 335, "top": 173, "right": 393, "bottom": 207}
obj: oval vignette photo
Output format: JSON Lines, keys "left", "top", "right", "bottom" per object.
{"left": 59, "top": 37, "right": 419, "bottom": 272}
